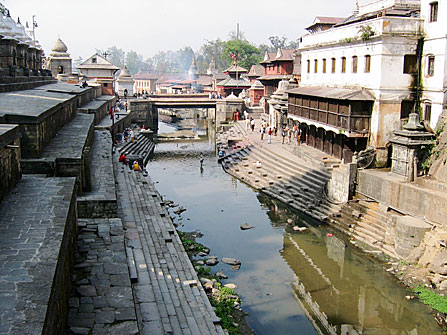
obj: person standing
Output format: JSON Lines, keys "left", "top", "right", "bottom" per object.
{"left": 260, "top": 124, "right": 265, "bottom": 140}
{"left": 287, "top": 127, "right": 292, "bottom": 144}
{"left": 296, "top": 124, "right": 301, "bottom": 146}
{"left": 281, "top": 128, "right": 286, "bottom": 144}
{"left": 268, "top": 128, "right": 272, "bottom": 144}
{"left": 250, "top": 118, "right": 255, "bottom": 132}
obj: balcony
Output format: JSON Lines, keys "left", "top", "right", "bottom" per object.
{"left": 287, "top": 86, "right": 374, "bottom": 137}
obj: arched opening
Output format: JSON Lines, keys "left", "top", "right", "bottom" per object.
{"left": 58, "top": 65, "right": 64, "bottom": 74}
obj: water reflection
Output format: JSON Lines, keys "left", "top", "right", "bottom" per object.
{"left": 148, "top": 130, "right": 442, "bottom": 335}
{"left": 260, "top": 195, "right": 442, "bottom": 335}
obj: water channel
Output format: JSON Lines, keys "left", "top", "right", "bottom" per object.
{"left": 147, "top": 121, "right": 443, "bottom": 335}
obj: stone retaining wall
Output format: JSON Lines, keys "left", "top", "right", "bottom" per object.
{"left": 358, "top": 169, "right": 447, "bottom": 225}
{"left": 0, "top": 125, "right": 21, "bottom": 203}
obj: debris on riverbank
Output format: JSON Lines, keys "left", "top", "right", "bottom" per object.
{"left": 176, "top": 230, "right": 254, "bottom": 335}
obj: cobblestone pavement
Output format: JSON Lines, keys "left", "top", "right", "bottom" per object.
{"left": 0, "top": 175, "right": 76, "bottom": 335}
{"left": 114, "top": 159, "right": 225, "bottom": 335}
{"left": 66, "top": 218, "right": 138, "bottom": 335}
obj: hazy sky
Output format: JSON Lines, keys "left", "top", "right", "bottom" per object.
{"left": 5, "top": 0, "right": 365, "bottom": 61}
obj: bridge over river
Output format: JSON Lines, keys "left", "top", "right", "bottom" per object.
{"left": 128, "top": 94, "right": 220, "bottom": 132}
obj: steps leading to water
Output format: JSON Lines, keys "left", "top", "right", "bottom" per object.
{"left": 218, "top": 122, "right": 341, "bottom": 222}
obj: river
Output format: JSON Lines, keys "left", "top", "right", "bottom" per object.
{"left": 147, "top": 122, "right": 442, "bottom": 335}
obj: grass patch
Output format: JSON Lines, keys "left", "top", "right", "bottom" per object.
{"left": 413, "top": 287, "right": 447, "bottom": 313}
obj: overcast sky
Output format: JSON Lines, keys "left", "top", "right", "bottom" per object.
{"left": 5, "top": 0, "right": 365, "bottom": 61}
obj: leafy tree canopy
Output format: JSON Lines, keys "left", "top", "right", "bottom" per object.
{"left": 223, "top": 39, "right": 262, "bottom": 70}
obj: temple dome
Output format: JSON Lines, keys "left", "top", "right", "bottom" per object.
{"left": 52, "top": 38, "right": 68, "bottom": 53}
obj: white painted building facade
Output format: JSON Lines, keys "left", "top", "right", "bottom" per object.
{"left": 291, "top": 0, "right": 428, "bottom": 164}
{"left": 420, "top": 0, "right": 447, "bottom": 129}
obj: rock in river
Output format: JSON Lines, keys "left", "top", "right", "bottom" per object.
{"left": 222, "top": 258, "right": 241, "bottom": 266}
{"left": 205, "top": 256, "right": 219, "bottom": 266}
{"left": 173, "top": 206, "right": 186, "bottom": 215}
{"left": 240, "top": 223, "right": 255, "bottom": 230}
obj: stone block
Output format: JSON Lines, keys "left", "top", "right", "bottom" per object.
{"left": 394, "top": 216, "right": 431, "bottom": 259}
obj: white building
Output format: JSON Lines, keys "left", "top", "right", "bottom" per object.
{"left": 115, "top": 66, "right": 134, "bottom": 97}
{"left": 420, "top": 0, "right": 447, "bottom": 129}
{"left": 288, "top": 0, "right": 426, "bottom": 165}
{"left": 77, "top": 53, "right": 119, "bottom": 95}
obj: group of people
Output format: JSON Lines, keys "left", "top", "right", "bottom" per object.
{"left": 118, "top": 153, "right": 142, "bottom": 172}
{"left": 209, "top": 92, "right": 223, "bottom": 99}
{"left": 253, "top": 119, "right": 301, "bottom": 145}
{"left": 281, "top": 124, "right": 301, "bottom": 145}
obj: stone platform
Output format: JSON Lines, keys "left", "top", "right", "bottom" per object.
{"left": 0, "top": 175, "right": 77, "bottom": 335}
{"left": 77, "top": 130, "right": 117, "bottom": 218}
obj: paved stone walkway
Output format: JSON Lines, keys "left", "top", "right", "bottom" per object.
{"left": 66, "top": 218, "right": 138, "bottom": 335}
{"left": 114, "top": 160, "right": 225, "bottom": 335}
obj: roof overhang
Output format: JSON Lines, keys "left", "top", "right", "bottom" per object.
{"left": 287, "top": 86, "right": 374, "bottom": 101}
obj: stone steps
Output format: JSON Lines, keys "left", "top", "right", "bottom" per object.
{"left": 118, "top": 133, "right": 155, "bottom": 166}
{"left": 114, "top": 162, "right": 225, "bottom": 334}
{"left": 328, "top": 197, "right": 400, "bottom": 258}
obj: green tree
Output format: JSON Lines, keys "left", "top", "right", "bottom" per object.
{"left": 126, "top": 50, "right": 144, "bottom": 75}
{"left": 0, "top": 1, "right": 7, "bottom": 15}
{"left": 107, "top": 46, "right": 125, "bottom": 68}
{"left": 199, "top": 39, "right": 226, "bottom": 71}
{"left": 223, "top": 39, "right": 262, "bottom": 70}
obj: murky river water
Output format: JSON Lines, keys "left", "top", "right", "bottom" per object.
{"left": 147, "top": 123, "right": 443, "bottom": 335}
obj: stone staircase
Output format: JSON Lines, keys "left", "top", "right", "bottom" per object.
{"left": 328, "top": 196, "right": 400, "bottom": 258}
{"left": 118, "top": 133, "right": 155, "bottom": 166}
{"left": 219, "top": 122, "right": 341, "bottom": 222}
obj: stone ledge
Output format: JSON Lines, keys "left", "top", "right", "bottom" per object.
{"left": 0, "top": 175, "right": 78, "bottom": 334}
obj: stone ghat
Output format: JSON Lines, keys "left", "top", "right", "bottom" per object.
{"left": 21, "top": 113, "right": 95, "bottom": 193}
{"left": 77, "top": 130, "right": 117, "bottom": 219}
{"left": 219, "top": 121, "right": 340, "bottom": 223}
{"left": 0, "top": 175, "right": 77, "bottom": 335}
{"left": 114, "top": 159, "right": 225, "bottom": 334}
{"left": 0, "top": 82, "right": 100, "bottom": 158}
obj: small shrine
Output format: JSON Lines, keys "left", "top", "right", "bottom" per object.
{"left": 390, "top": 112, "right": 435, "bottom": 181}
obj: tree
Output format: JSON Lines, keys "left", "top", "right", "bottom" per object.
{"left": 223, "top": 39, "right": 262, "bottom": 70}
{"left": 0, "top": 1, "right": 7, "bottom": 15}
{"left": 199, "top": 39, "right": 226, "bottom": 71}
{"left": 107, "top": 46, "right": 125, "bottom": 68}
{"left": 126, "top": 50, "right": 144, "bottom": 75}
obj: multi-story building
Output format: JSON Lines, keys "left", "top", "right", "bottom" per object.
{"left": 288, "top": 0, "right": 425, "bottom": 164}
{"left": 420, "top": 0, "right": 446, "bottom": 129}
{"left": 258, "top": 48, "right": 295, "bottom": 116}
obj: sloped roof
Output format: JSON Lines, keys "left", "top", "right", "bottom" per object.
{"left": 77, "top": 53, "right": 120, "bottom": 70}
{"left": 305, "top": 16, "right": 346, "bottom": 32}
{"left": 216, "top": 77, "right": 252, "bottom": 88}
{"left": 247, "top": 65, "right": 264, "bottom": 77}
{"left": 224, "top": 64, "right": 248, "bottom": 74}
{"left": 287, "top": 86, "right": 374, "bottom": 101}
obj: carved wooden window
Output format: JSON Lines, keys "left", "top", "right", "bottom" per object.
{"left": 331, "top": 58, "right": 336, "bottom": 73}
{"left": 341, "top": 57, "right": 346, "bottom": 73}
{"left": 322, "top": 58, "right": 326, "bottom": 73}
